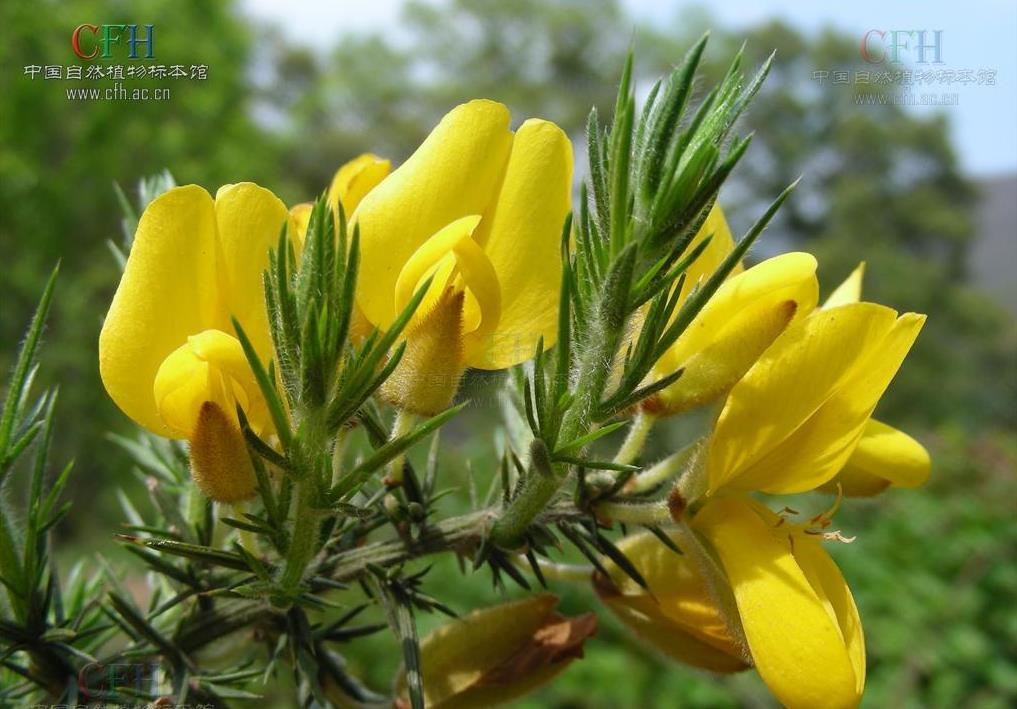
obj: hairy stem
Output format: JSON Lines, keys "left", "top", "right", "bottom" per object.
{"left": 384, "top": 409, "right": 417, "bottom": 486}
{"left": 279, "top": 479, "right": 319, "bottom": 592}
{"left": 595, "top": 499, "right": 671, "bottom": 525}
{"left": 625, "top": 438, "right": 702, "bottom": 495}
{"left": 491, "top": 301, "right": 627, "bottom": 548}
{"left": 327, "top": 505, "right": 586, "bottom": 581}
{"left": 613, "top": 409, "right": 655, "bottom": 465}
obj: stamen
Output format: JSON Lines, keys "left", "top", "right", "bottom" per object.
{"left": 770, "top": 485, "right": 856, "bottom": 544}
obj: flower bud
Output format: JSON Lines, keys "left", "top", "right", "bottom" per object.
{"left": 593, "top": 531, "right": 748, "bottom": 673}
{"left": 395, "top": 594, "right": 597, "bottom": 709}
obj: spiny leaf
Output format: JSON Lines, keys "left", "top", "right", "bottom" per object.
{"left": 0, "top": 264, "right": 58, "bottom": 480}
{"left": 232, "top": 317, "right": 292, "bottom": 448}
{"left": 554, "top": 421, "right": 627, "bottom": 457}
{"left": 330, "top": 404, "right": 466, "bottom": 501}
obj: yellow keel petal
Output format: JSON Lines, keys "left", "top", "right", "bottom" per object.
{"left": 354, "top": 100, "right": 513, "bottom": 328}
{"left": 695, "top": 498, "right": 863, "bottom": 709}
{"left": 823, "top": 419, "right": 931, "bottom": 495}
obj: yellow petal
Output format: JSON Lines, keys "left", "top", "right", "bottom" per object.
{"left": 824, "top": 262, "right": 865, "bottom": 308}
{"left": 792, "top": 532, "right": 866, "bottom": 698}
{"left": 99, "top": 185, "right": 219, "bottom": 436}
{"left": 708, "top": 303, "right": 908, "bottom": 494}
{"left": 695, "top": 498, "right": 863, "bottom": 709}
{"left": 454, "top": 234, "right": 502, "bottom": 354}
{"left": 153, "top": 329, "right": 264, "bottom": 439}
{"left": 287, "top": 202, "right": 313, "bottom": 254}
{"left": 327, "top": 153, "right": 390, "bottom": 216}
{"left": 594, "top": 531, "right": 748, "bottom": 672}
{"left": 648, "top": 299, "right": 799, "bottom": 416}
{"left": 727, "top": 310, "right": 926, "bottom": 494}
{"left": 214, "top": 182, "right": 289, "bottom": 361}
{"left": 650, "top": 252, "right": 819, "bottom": 413}
{"left": 354, "top": 100, "right": 513, "bottom": 329}
{"left": 823, "top": 419, "right": 931, "bottom": 496}
{"left": 393, "top": 215, "right": 501, "bottom": 344}
{"left": 674, "top": 204, "right": 741, "bottom": 308}
{"left": 669, "top": 252, "right": 817, "bottom": 366}
{"left": 467, "top": 119, "right": 573, "bottom": 370}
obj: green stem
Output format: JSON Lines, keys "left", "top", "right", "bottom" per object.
{"left": 231, "top": 501, "right": 257, "bottom": 552}
{"left": 325, "top": 505, "right": 586, "bottom": 582}
{"left": 331, "top": 428, "right": 350, "bottom": 488}
{"left": 515, "top": 556, "right": 593, "bottom": 583}
{"left": 384, "top": 409, "right": 417, "bottom": 486}
{"left": 279, "top": 480, "right": 318, "bottom": 593}
{"left": 595, "top": 499, "right": 671, "bottom": 525}
{"left": 613, "top": 409, "right": 655, "bottom": 465}
{"left": 0, "top": 508, "right": 25, "bottom": 622}
{"left": 185, "top": 484, "right": 207, "bottom": 529}
{"left": 491, "top": 300, "right": 626, "bottom": 548}
{"left": 625, "top": 438, "right": 701, "bottom": 495}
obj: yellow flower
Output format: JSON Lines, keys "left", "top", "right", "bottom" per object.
{"left": 643, "top": 206, "right": 819, "bottom": 416}
{"left": 818, "top": 264, "right": 931, "bottom": 496}
{"left": 705, "top": 296, "right": 926, "bottom": 496}
{"left": 638, "top": 265, "right": 928, "bottom": 707}
{"left": 99, "top": 182, "right": 288, "bottom": 501}
{"left": 694, "top": 497, "right": 865, "bottom": 709}
{"left": 593, "top": 531, "right": 748, "bottom": 673}
{"left": 394, "top": 594, "right": 596, "bottom": 709}
{"left": 351, "top": 99, "right": 573, "bottom": 413}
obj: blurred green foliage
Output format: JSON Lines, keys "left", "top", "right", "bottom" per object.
{"left": 2, "top": 0, "right": 1014, "bottom": 706}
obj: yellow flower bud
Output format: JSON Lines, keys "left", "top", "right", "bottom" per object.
{"left": 593, "top": 531, "right": 748, "bottom": 673}
{"left": 395, "top": 594, "right": 596, "bottom": 709}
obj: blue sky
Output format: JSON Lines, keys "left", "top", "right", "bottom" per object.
{"left": 243, "top": 0, "right": 1017, "bottom": 177}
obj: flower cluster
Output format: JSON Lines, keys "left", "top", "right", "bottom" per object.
{"left": 93, "top": 42, "right": 928, "bottom": 709}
